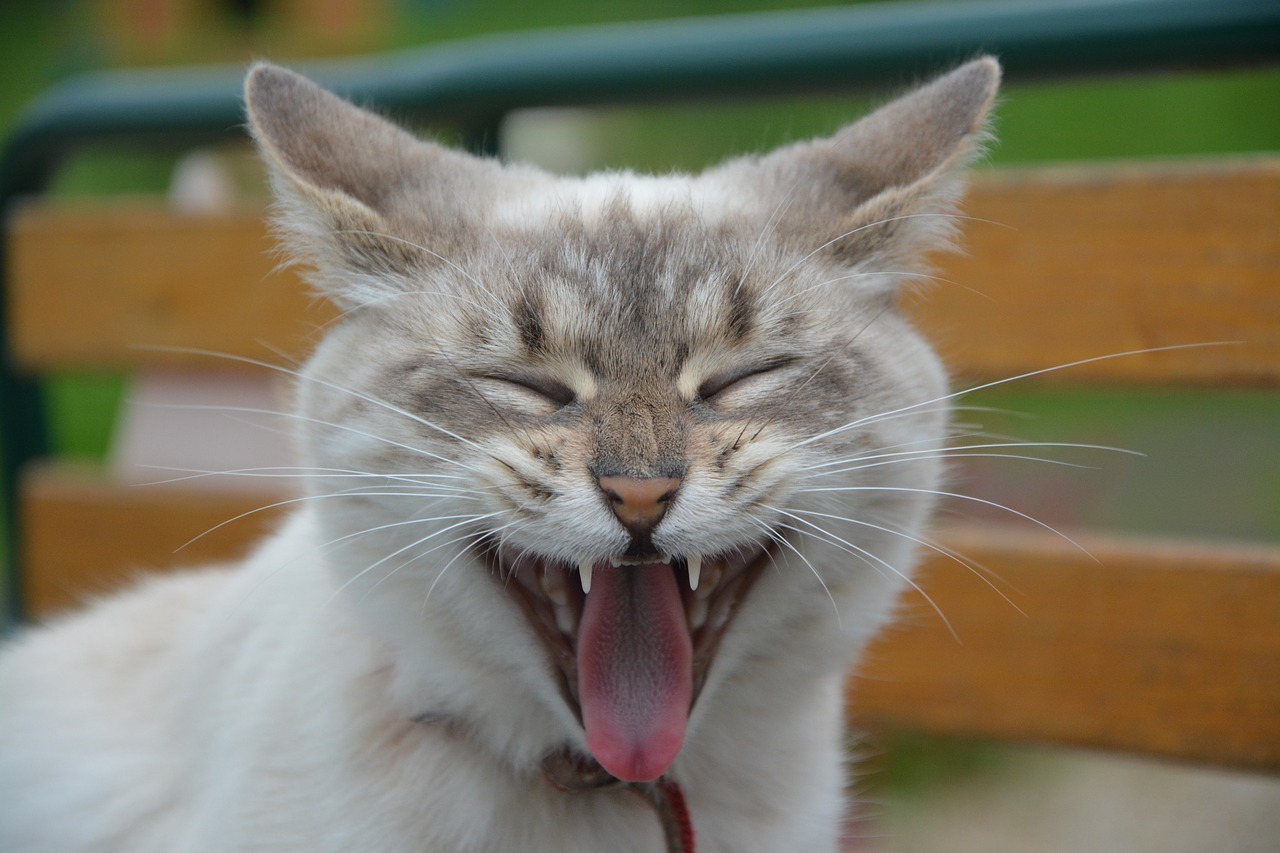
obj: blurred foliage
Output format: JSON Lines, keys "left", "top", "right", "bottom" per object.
{"left": 879, "top": 733, "right": 1008, "bottom": 797}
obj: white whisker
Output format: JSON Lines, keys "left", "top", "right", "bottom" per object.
{"left": 746, "top": 517, "right": 842, "bottom": 629}
{"left": 801, "top": 440, "right": 1141, "bottom": 479}
{"left": 734, "top": 186, "right": 799, "bottom": 297}
{"left": 137, "top": 464, "right": 471, "bottom": 488}
{"left": 323, "top": 510, "right": 505, "bottom": 608}
{"left": 761, "top": 211, "right": 996, "bottom": 297}
{"left": 354, "top": 288, "right": 507, "bottom": 325}
{"left": 418, "top": 519, "right": 523, "bottom": 614}
{"left": 140, "top": 400, "right": 488, "bottom": 477}
{"left": 787, "top": 507, "right": 1024, "bottom": 617}
{"left": 136, "top": 346, "right": 502, "bottom": 460}
{"left": 786, "top": 342, "right": 1235, "bottom": 455}
{"left": 767, "top": 506, "right": 957, "bottom": 642}
{"left": 797, "top": 484, "right": 1094, "bottom": 559}
{"left": 332, "top": 228, "right": 486, "bottom": 291}
{"left": 177, "top": 489, "right": 484, "bottom": 553}
{"left": 773, "top": 270, "right": 962, "bottom": 306}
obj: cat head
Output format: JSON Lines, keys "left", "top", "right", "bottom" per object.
{"left": 245, "top": 58, "right": 998, "bottom": 784}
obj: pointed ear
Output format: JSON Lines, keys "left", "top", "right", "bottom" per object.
{"left": 726, "top": 57, "right": 1000, "bottom": 274}
{"left": 244, "top": 63, "right": 508, "bottom": 307}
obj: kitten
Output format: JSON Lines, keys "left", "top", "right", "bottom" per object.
{"left": 0, "top": 57, "right": 999, "bottom": 852}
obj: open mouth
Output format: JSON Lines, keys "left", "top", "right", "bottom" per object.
{"left": 488, "top": 540, "right": 775, "bottom": 783}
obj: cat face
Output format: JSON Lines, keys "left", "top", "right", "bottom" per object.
{"left": 246, "top": 59, "right": 998, "bottom": 783}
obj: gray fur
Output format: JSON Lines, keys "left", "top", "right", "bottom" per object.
{"left": 0, "top": 57, "right": 1003, "bottom": 853}
{"left": 0, "top": 60, "right": 1004, "bottom": 853}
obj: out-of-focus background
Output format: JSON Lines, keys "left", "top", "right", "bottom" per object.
{"left": 2, "top": 1, "right": 1278, "bottom": 850}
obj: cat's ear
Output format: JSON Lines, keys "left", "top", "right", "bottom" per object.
{"left": 725, "top": 57, "right": 1000, "bottom": 275}
{"left": 244, "top": 63, "right": 507, "bottom": 307}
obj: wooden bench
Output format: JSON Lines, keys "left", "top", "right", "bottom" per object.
{"left": 3, "top": 0, "right": 1278, "bottom": 778}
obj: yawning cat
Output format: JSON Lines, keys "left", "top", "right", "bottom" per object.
{"left": 0, "top": 57, "right": 999, "bottom": 852}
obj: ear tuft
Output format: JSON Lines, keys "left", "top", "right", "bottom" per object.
{"left": 717, "top": 57, "right": 1001, "bottom": 275}
{"left": 832, "top": 55, "right": 1000, "bottom": 197}
{"left": 243, "top": 63, "right": 519, "bottom": 308}
{"left": 244, "top": 62, "right": 422, "bottom": 212}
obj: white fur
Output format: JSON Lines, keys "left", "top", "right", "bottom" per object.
{"left": 0, "top": 510, "right": 877, "bottom": 852}
{"left": 489, "top": 170, "right": 741, "bottom": 232}
{"left": 0, "top": 58, "right": 999, "bottom": 852}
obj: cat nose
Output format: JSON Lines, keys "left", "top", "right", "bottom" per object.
{"left": 597, "top": 475, "right": 681, "bottom": 539}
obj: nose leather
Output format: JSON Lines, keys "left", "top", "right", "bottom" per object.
{"left": 598, "top": 475, "right": 681, "bottom": 539}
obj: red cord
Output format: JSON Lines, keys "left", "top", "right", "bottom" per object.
{"left": 540, "top": 749, "right": 695, "bottom": 853}
{"left": 655, "top": 777, "right": 696, "bottom": 853}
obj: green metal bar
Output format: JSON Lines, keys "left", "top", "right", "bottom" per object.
{"left": 0, "top": 357, "right": 43, "bottom": 630}
{"left": 3, "top": 0, "right": 1279, "bottom": 199}
{"left": 1, "top": 0, "right": 1278, "bottom": 628}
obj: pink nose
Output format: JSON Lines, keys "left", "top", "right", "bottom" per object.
{"left": 597, "top": 475, "right": 681, "bottom": 537}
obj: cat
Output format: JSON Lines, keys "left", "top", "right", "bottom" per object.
{"left": 0, "top": 56, "right": 999, "bottom": 852}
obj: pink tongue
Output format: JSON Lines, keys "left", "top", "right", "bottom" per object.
{"left": 577, "top": 562, "right": 692, "bottom": 783}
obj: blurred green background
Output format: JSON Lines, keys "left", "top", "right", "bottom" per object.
{"left": 2, "top": 0, "right": 1278, "bottom": 824}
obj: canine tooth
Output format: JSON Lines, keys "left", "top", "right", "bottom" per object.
{"left": 578, "top": 559, "right": 594, "bottom": 594}
{"left": 687, "top": 554, "right": 703, "bottom": 591}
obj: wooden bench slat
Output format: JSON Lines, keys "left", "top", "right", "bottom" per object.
{"left": 20, "top": 462, "right": 290, "bottom": 616}
{"left": 9, "top": 158, "right": 1280, "bottom": 384}
{"left": 907, "top": 157, "right": 1280, "bottom": 387}
{"left": 850, "top": 525, "right": 1280, "bottom": 772}
{"left": 23, "top": 463, "right": 1279, "bottom": 771}
{"left": 7, "top": 205, "right": 331, "bottom": 371}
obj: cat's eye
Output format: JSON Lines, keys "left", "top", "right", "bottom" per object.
{"left": 496, "top": 375, "right": 576, "bottom": 407}
{"left": 697, "top": 361, "right": 790, "bottom": 401}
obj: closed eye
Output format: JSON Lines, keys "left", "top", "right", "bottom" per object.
{"left": 495, "top": 374, "right": 576, "bottom": 407}
{"left": 697, "top": 359, "right": 792, "bottom": 401}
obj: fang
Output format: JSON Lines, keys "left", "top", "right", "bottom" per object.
{"left": 687, "top": 554, "right": 703, "bottom": 591}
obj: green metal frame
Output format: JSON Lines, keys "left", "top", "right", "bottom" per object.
{"left": 2, "top": 0, "right": 1278, "bottom": 626}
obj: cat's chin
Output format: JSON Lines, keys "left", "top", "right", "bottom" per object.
{"left": 482, "top": 537, "right": 776, "bottom": 780}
